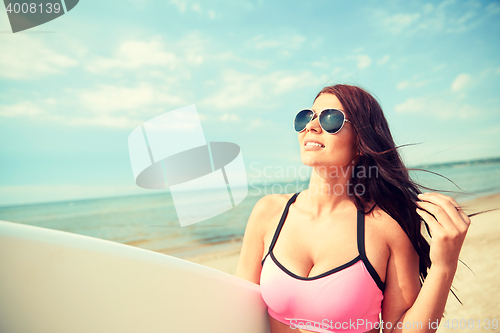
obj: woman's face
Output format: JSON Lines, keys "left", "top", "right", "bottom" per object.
{"left": 298, "top": 93, "right": 358, "bottom": 169}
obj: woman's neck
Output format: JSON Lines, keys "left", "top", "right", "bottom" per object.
{"left": 301, "top": 164, "right": 356, "bottom": 218}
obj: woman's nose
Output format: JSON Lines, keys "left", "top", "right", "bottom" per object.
{"left": 305, "top": 114, "right": 321, "bottom": 132}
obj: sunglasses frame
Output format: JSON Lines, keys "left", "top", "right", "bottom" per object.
{"left": 294, "top": 108, "right": 351, "bottom": 134}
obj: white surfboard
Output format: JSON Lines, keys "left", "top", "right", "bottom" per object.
{"left": 0, "top": 220, "right": 270, "bottom": 333}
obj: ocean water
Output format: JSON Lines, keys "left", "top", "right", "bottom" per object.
{"left": 1, "top": 157, "right": 499, "bottom": 257}
{"left": 409, "top": 157, "right": 500, "bottom": 201}
{"left": 0, "top": 191, "right": 261, "bottom": 257}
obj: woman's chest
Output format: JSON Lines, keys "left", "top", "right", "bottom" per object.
{"left": 261, "top": 211, "right": 389, "bottom": 283}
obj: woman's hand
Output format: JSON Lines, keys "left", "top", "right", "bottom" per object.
{"left": 416, "top": 192, "right": 471, "bottom": 272}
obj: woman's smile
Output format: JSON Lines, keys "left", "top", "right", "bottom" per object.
{"left": 304, "top": 139, "right": 325, "bottom": 150}
{"left": 304, "top": 144, "right": 324, "bottom": 151}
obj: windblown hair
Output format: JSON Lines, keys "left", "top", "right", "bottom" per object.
{"left": 315, "top": 84, "right": 433, "bottom": 289}
{"left": 314, "top": 84, "right": 494, "bottom": 302}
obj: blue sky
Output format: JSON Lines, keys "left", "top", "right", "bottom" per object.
{"left": 0, "top": 0, "right": 499, "bottom": 206}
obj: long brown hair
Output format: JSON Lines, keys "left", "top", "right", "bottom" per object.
{"left": 314, "top": 84, "right": 495, "bottom": 303}
{"left": 314, "top": 84, "right": 432, "bottom": 291}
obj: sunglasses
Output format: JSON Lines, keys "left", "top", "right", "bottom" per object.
{"left": 294, "top": 108, "right": 351, "bottom": 134}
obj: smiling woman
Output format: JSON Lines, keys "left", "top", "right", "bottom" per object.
{"left": 235, "top": 84, "right": 474, "bottom": 333}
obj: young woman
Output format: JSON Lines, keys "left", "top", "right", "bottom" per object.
{"left": 235, "top": 84, "right": 471, "bottom": 333}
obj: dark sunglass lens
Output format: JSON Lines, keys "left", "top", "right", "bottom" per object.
{"left": 294, "top": 110, "right": 314, "bottom": 132}
{"left": 320, "top": 109, "right": 344, "bottom": 133}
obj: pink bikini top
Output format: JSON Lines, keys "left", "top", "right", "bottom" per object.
{"left": 260, "top": 192, "right": 385, "bottom": 333}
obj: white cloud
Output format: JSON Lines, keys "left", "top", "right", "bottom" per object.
{"left": 356, "top": 55, "right": 372, "bottom": 69}
{"left": 0, "top": 35, "right": 79, "bottom": 79}
{"left": 396, "top": 81, "right": 411, "bottom": 90}
{"left": 451, "top": 73, "right": 471, "bottom": 92}
{"left": 310, "top": 38, "right": 323, "bottom": 49}
{"left": 423, "top": 3, "right": 434, "bottom": 14}
{"left": 378, "top": 55, "right": 390, "bottom": 65}
{"left": 0, "top": 6, "right": 10, "bottom": 29}
{"left": 486, "top": 2, "right": 500, "bottom": 15}
{"left": 449, "top": 11, "right": 478, "bottom": 33}
{"left": 437, "top": 0, "right": 456, "bottom": 11}
{"left": 0, "top": 97, "right": 143, "bottom": 129}
{"left": 379, "top": 0, "right": 486, "bottom": 35}
{"left": 248, "top": 34, "right": 305, "bottom": 50}
{"left": 3, "top": 30, "right": 318, "bottom": 128}
{"left": 246, "top": 117, "right": 275, "bottom": 132}
{"left": 169, "top": 0, "right": 186, "bottom": 13}
{"left": 431, "top": 64, "right": 446, "bottom": 72}
{"left": 169, "top": 0, "right": 216, "bottom": 18}
{"left": 329, "top": 52, "right": 374, "bottom": 71}
{"left": 46, "top": 114, "right": 142, "bottom": 129}
{"left": 191, "top": 3, "right": 202, "bottom": 13}
{"left": 0, "top": 101, "right": 45, "bottom": 117}
{"left": 0, "top": 33, "right": 220, "bottom": 128}
{"left": 220, "top": 113, "right": 240, "bottom": 122}
{"left": 201, "top": 70, "right": 326, "bottom": 109}
{"left": 128, "top": 0, "right": 155, "bottom": 9}
{"left": 394, "top": 95, "right": 483, "bottom": 119}
{"left": 384, "top": 13, "right": 421, "bottom": 33}
{"left": 396, "top": 75, "right": 431, "bottom": 90}
{"left": 77, "top": 83, "right": 187, "bottom": 114}
{"left": 86, "top": 37, "right": 179, "bottom": 73}
{"left": 0, "top": 81, "right": 189, "bottom": 129}
{"left": 483, "top": 123, "right": 500, "bottom": 136}
{"left": 84, "top": 33, "right": 212, "bottom": 83}
{"left": 201, "top": 71, "right": 264, "bottom": 109}
{"left": 311, "top": 60, "right": 330, "bottom": 69}
{"left": 211, "top": 51, "right": 269, "bottom": 69}
{"left": 394, "top": 97, "right": 426, "bottom": 114}
{"left": 248, "top": 118, "right": 264, "bottom": 131}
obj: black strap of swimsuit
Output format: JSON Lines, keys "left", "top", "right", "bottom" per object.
{"left": 267, "top": 192, "right": 300, "bottom": 253}
{"left": 357, "top": 210, "right": 385, "bottom": 291}
{"left": 261, "top": 192, "right": 299, "bottom": 266}
{"left": 262, "top": 193, "right": 385, "bottom": 292}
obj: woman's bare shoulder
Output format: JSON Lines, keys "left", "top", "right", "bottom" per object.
{"left": 243, "top": 193, "right": 296, "bottom": 238}
{"left": 248, "top": 193, "right": 296, "bottom": 228}
{"left": 367, "top": 204, "right": 413, "bottom": 249}
{"left": 236, "top": 193, "right": 295, "bottom": 283}
{"left": 254, "top": 193, "right": 295, "bottom": 209}
{"left": 370, "top": 206, "right": 416, "bottom": 255}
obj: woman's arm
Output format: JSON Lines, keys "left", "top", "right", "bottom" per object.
{"left": 381, "top": 192, "right": 471, "bottom": 333}
{"left": 235, "top": 195, "right": 276, "bottom": 284}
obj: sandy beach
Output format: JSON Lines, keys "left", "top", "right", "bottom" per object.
{"left": 439, "top": 193, "right": 500, "bottom": 332}
{"left": 184, "top": 193, "right": 500, "bottom": 332}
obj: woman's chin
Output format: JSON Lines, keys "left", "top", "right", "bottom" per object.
{"left": 301, "top": 157, "right": 324, "bottom": 167}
